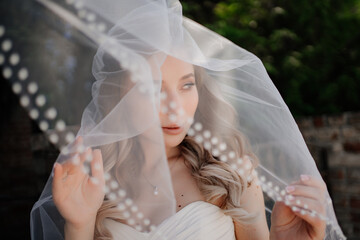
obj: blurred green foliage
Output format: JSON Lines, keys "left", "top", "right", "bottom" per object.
{"left": 181, "top": 0, "right": 360, "bottom": 116}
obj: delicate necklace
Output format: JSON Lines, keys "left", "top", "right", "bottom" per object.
{"left": 143, "top": 155, "right": 180, "bottom": 196}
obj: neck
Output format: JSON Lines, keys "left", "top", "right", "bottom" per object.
{"left": 166, "top": 146, "right": 180, "bottom": 160}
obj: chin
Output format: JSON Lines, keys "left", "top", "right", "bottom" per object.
{"left": 163, "top": 133, "right": 186, "bottom": 148}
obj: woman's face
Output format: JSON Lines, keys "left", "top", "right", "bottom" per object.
{"left": 159, "top": 56, "right": 199, "bottom": 149}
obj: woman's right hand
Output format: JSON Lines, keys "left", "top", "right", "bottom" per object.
{"left": 52, "top": 137, "right": 105, "bottom": 229}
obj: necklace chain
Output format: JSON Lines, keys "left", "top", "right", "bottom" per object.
{"left": 143, "top": 155, "right": 180, "bottom": 196}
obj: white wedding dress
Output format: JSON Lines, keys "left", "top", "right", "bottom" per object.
{"left": 104, "top": 201, "right": 236, "bottom": 240}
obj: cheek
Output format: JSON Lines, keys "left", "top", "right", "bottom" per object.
{"left": 183, "top": 90, "right": 198, "bottom": 117}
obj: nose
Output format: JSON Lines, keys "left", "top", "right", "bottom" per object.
{"left": 160, "top": 89, "right": 183, "bottom": 122}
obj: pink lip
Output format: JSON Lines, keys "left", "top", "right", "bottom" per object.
{"left": 162, "top": 125, "right": 183, "bottom": 135}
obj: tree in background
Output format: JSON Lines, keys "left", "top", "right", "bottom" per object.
{"left": 181, "top": 0, "right": 360, "bottom": 116}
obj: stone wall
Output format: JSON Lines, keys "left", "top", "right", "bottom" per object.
{"left": 297, "top": 112, "right": 360, "bottom": 240}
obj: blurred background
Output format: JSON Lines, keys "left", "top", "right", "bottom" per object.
{"left": 182, "top": 0, "right": 360, "bottom": 117}
{"left": 0, "top": 0, "right": 359, "bottom": 239}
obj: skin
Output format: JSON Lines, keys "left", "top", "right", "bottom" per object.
{"left": 159, "top": 56, "right": 206, "bottom": 212}
{"left": 52, "top": 56, "right": 326, "bottom": 240}
{"left": 159, "top": 55, "right": 198, "bottom": 158}
{"left": 52, "top": 138, "right": 105, "bottom": 240}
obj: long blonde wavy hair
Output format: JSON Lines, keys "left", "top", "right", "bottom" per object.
{"left": 93, "top": 59, "right": 259, "bottom": 239}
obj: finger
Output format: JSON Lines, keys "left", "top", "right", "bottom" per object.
{"left": 76, "top": 136, "right": 83, "bottom": 147}
{"left": 285, "top": 195, "right": 324, "bottom": 215}
{"left": 63, "top": 136, "right": 84, "bottom": 157}
{"left": 79, "top": 147, "right": 92, "bottom": 164}
{"left": 292, "top": 209, "right": 326, "bottom": 237}
{"left": 291, "top": 174, "right": 327, "bottom": 190}
{"left": 79, "top": 147, "right": 93, "bottom": 175}
{"left": 72, "top": 136, "right": 83, "bottom": 150}
{"left": 52, "top": 162, "right": 64, "bottom": 201}
{"left": 287, "top": 196, "right": 326, "bottom": 236}
{"left": 285, "top": 184, "right": 325, "bottom": 202}
{"left": 61, "top": 153, "right": 82, "bottom": 174}
{"left": 56, "top": 150, "right": 90, "bottom": 190}
{"left": 71, "top": 136, "right": 84, "bottom": 150}
{"left": 90, "top": 149, "right": 104, "bottom": 184}
{"left": 60, "top": 137, "right": 87, "bottom": 171}
{"left": 62, "top": 147, "right": 91, "bottom": 174}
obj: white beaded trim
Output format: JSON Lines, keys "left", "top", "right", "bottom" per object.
{"left": 186, "top": 119, "right": 345, "bottom": 238}
{"left": 0, "top": 4, "right": 346, "bottom": 236}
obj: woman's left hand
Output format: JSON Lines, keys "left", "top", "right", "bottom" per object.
{"left": 269, "top": 175, "right": 327, "bottom": 240}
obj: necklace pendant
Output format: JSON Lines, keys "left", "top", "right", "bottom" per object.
{"left": 153, "top": 186, "right": 159, "bottom": 196}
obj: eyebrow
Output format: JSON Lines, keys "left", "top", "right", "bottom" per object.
{"left": 180, "top": 73, "right": 195, "bottom": 80}
{"left": 162, "top": 73, "right": 195, "bottom": 84}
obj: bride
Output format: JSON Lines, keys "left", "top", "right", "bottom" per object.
{"left": 52, "top": 54, "right": 327, "bottom": 240}
{"left": 27, "top": 0, "right": 345, "bottom": 239}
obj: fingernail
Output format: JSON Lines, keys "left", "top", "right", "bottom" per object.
{"left": 286, "top": 186, "right": 295, "bottom": 193}
{"left": 76, "top": 136, "right": 83, "bottom": 142}
{"left": 301, "top": 174, "right": 310, "bottom": 182}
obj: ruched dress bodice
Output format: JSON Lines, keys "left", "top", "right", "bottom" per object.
{"left": 104, "top": 201, "right": 236, "bottom": 240}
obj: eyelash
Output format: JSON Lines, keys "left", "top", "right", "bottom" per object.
{"left": 182, "top": 82, "right": 195, "bottom": 90}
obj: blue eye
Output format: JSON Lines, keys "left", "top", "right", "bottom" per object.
{"left": 182, "top": 82, "right": 195, "bottom": 90}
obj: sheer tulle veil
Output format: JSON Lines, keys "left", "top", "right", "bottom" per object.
{"left": 0, "top": 0, "right": 345, "bottom": 239}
